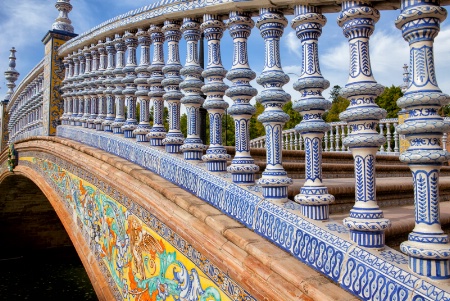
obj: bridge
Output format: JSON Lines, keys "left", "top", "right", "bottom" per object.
{"left": 1, "top": 0, "right": 450, "bottom": 300}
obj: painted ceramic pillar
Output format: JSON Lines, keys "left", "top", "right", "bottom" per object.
{"left": 121, "top": 31, "right": 138, "bottom": 138}
{"left": 395, "top": 0, "right": 450, "bottom": 279}
{"left": 162, "top": 20, "right": 185, "bottom": 153}
{"left": 64, "top": 56, "right": 74, "bottom": 126}
{"left": 94, "top": 40, "right": 107, "bottom": 131}
{"left": 75, "top": 50, "right": 85, "bottom": 126}
{"left": 69, "top": 54, "right": 78, "bottom": 126}
{"left": 102, "top": 37, "right": 116, "bottom": 132}
{"left": 180, "top": 17, "right": 207, "bottom": 160}
{"left": 2, "top": 47, "right": 19, "bottom": 150}
{"left": 225, "top": 11, "right": 259, "bottom": 184}
{"left": 88, "top": 44, "right": 99, "bottom": 129}
{"left": 133, "top": 28, "right": 152, "bottom": 142}
{"left": 81, "top": 46, "right": 91, "bottom": 128}
{"left": 337, "top": 1, "right": 391, "bottom": 248}
{"left": 292, "top": 5, "right": 334, "bottom": 219}
{"left": 112, "top": 34, "right": 126, "bottom": 134}
{"left": 61, "top": 57, "right": 70, "bottom": 125}
{"left": 201, "top": 14, "right": 230, "bottom": 172}
{"left": 147, "top": 24, "right": 167, "bottom": 146}
{"left": 255, "top": 8, "right": 292, "bottom": 201}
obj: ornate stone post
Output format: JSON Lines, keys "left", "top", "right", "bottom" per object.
{"left": 102, "top": 37, "right": 116, "bottom": 132}
{"left": 255, "top": 8, "right": 292, "bottom": 201}
{"left": 162, "top": 20, "right": 184, "bottom": 153}
{"left": 112, "top": 34, "right": 126, "bottom": 134}
{"left": 338, "top": 1, "right": 391, "bottom": 248}
{"left": 81, "top": 46, "right": 92, "bottom": 128}
{"left": 201, "top": 14, "right": 230, "bottom": 172}
{"left": 133, "top": 28, "right": 152, "bottom": 142}
{"left": 1, "top": 48, "right": 20, "bottom": 151}
{"left": 147, "top": 25, "right": 166, "bottom": 146}
{"left": 94, "top": 40, "right": 107, "bottom": 131}
{"left": 88, "top": 44, "right": 99, "bottom": 129}
{"left": 69, "top": 54, "right": 78, "bottom": 126}
{"left": 52, "top": 0, "right": 74, "bottom": 33}
{"left": 64, "top": 56, "right": 74, "bottom": 126}
{"left": 292, "top": 5, "right": 334, "bottom": 219}
{"left": 395, "top": 0, "right": 450, "bottom": 279}
{"left": 225, "top": 11, "right": 259, "bottom": 184}
{"left": 121, "top": 31, "right": 138, "bottom": 138}
{"left": 180, "top": 17, "right": 207, "bottom": 160}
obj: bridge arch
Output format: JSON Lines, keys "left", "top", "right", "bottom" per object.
{"left": 0, "top": 164, "right": 113, "bottom": 300}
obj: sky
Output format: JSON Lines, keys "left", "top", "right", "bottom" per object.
{"left": 0, "top": 0, "right": 449, "bottom": 105}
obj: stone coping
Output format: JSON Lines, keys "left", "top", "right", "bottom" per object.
{"left": 55, "top": 125, "right": 450, "bottom": 300}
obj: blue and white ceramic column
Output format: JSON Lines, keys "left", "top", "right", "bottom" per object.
{"left": 121, "top": 31, "right": 138, "bottom": 138}
{"left": 180, "top": 17, "right": 207, "bottom": 160}
{"left": 133, "top": 28, "right": 151, "bottom": 142}
{"left": 225, "top": 11, "right": 259, "bottom": 184}
{"left": 88, "top": 44, "right": 99, "bottom": 129}
{"left": 112, "top": 34, "right": 126, "bottom": 135}
{"left": 201, "top": 14, "right": 230, "bottom": 172}
{"left": 147, "top": 24, "right": 167, "bottom": 146}
{"left": 69, "top": 53, "right": 78, "bottom": 126}
{"left": 61, "top": 57, "right": 71, "bottom": 125}
{"left": 395, "top": 0, "right": 450, "bottom": 279}
{"left": 94, "top": 40, "right": 107, "bottom": 131}
{"left": 338, "top": 1, "right": 391, "bottom": 248}
{"left": 255, "top": 8, "right": 292, "bottom": 201}
{"left": 292, "top": 5, "right": 334, "bottom": 219}
{"left": 162, "top": 20, "right": 185, "bottom": 153}
{"left": 102, "top": 37, "right": 116, "bottom": 132}
{"left": 81, "top": 46, "right": 91, "bottom": 128}
{"left": 75, "top": 50, "right": 85, "bottom": 126}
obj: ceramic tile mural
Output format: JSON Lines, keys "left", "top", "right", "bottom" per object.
{"left": 19, "top": 156, "right": 255, "bottom": 301}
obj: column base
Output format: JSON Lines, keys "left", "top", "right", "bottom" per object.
{"left": 163, "top": 136, "right": 184, "bottom": 153}
{"left": 165, "top": 144, "right": 181, "bottom": 153}
{"left": 227, "top": 161, "right": 259, "bottom": 185}
{"left": 344, "top": 216, "right": 391, "bottom": 248}
{"left": 231, "top": 173, "right": 255, "bottom": 185}
{"left": 113, "top": 127, "right": 124, "bottom": 134}
{"left": 206, "top": 161, "right": 227, "bottom": 172}
{"left": 150, "top": 138, "right": 164, "bottom": 146}
{"left": 95, "top": 124, "right": 104, "bottom": 131}
{"left": 301, "top": 204, "right": 330, "bottom": 220}
{"left": 123, "top": 130, "right": 136, "bottom": 138}
{"left": 136, "top": 134, "right": 149, "bottom": 142}
{"left": 202, "top": 151, "right": 231, "bottom": 172}
{"left": 183, "top": 151, "right": 203, "bottom": 160}
{"left": 401, "top": 240, "right": 450, "bottom": 280}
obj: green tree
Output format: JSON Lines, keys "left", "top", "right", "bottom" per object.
{"left": 375, "top": 85, "right": 403, "bottom": 118}
{"left": 180, "top": 113, "right": 187, "bottom": 137}
{"left": 283, "top": 101, "right": 302, "bottom": 130}
{"left": 249, "top": 102, "right": 266, "bottom": 139}
{"left": 222, "top": 111, "right": 235, "bottom": 146}
{"left": 322, "top": 85, "right": 350, "bottom": 122}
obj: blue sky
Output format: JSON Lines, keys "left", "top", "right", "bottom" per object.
{"left": 1, "top": 0, "right": 449, "bottom": 103}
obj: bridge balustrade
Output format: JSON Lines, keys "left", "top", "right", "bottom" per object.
{"left": 3, "top": 0, "right": 450, "bottom": 299}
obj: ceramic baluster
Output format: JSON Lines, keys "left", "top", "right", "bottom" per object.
{"left": 94, "top": 40, "right": 107, "bottom": 131}
{"left": 102, "top": 37, "right": 116, "bottom": 132}
{"left": 121, "top": 31, "right": 138, "bottom": 138}
{"left": 81, "top": 46, "right": 91, "bottom": 128}
{"left": 111, "top": 34, "right": 126, "bottom": 134}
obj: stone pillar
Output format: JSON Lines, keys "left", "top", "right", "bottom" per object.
{"left": 102, "top": 37, "right": 116, "bottom": 132}
{"left": 94, "top": 40, "right": 107, "bottom": 131}
{"left": 75, "top": 50, "right": 85, "bottom": 126}
{"left": 133, "top": 28, "right": 152, "bottom": 142}
{"left": 60, "top": 58, "right": 70, "bottom": 125}
{"left": 162, "top": 20, "right": 185, "bottom": 153}
{"left": 180, "top": 17, "right": 207, "bottom": 160}
{"left": 42, "top": 26, "right": 77, "bottom": 133}
{"left": 88, "top": 44, "right": 99, "bottom": 129}
{"left": 225, "top": 11, "right": 259, "bottom": 184}
{"left": 147, "top": 25, "right": 167, "bottom": 146}
{"left": 69, "top": 54, "right": 78, "bottom": 126}
{"left": 81, "top": 46, "right": 92, "bottom": 128}
{"left": 255, "top": 8, "right": 292, "bottom": 201}
{"left": 1, "top": 48, "right": 20, "bottom": 151}
{"left": 121, "top": 31, "right": 138, "bottom": 138}
{"left": 395, "top": 0, "right": 450, "bottom": 279}
{"left": 292, "top": 5, "right": 334, "bottom": 220}
{"left": 111, "top": 34, "right": 126, "bottom": 134}
{"left": 201, "top": 14, "right": 230, "bottom": 172}
{"left": 338, "top": 1, "right": 391, "bottom": 248}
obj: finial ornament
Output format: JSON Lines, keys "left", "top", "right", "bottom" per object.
{"left": 4, "top": 47, "right": 20, "bottom": 103}
{"left": 52, "top": 0, "right": 74, "bottom": 33}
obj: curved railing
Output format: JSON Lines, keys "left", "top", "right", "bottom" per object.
{"left": 4, "top": 0, "right": 450, "bottom": 300}
{"left": 250, "top": 118, "right": 401, "bottom": 154}
{"left": 7, "top": 59, "right": 45, "bottom": 144}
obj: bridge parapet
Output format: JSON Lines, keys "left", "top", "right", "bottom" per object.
{"left": 2, "top": 0, "right": 450, "bottom": 299}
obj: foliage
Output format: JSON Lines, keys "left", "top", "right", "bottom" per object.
{"left": 375, "top": 85, "right": 403, "bottom": 118}
{"left": 249, "top": 102, "right": 265, "bottom": 140}
{"left": 149, "top": 105, "right": 169, "bottom": 128}
{"left": 283, "top": 101, "right": 302, "bottom": 130}
{"left": 180, "top": 113, "right": 187, "bottom": 137}
{"left": 222, "top": 112, "right": 235, "bottom": 146}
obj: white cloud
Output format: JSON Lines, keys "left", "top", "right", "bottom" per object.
{"left": 284, "top": 31, "right": 302, "bottom": 58}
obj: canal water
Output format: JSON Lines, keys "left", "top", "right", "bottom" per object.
{"left": 0, "top": 247, "right": 98, "bottom": 301}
